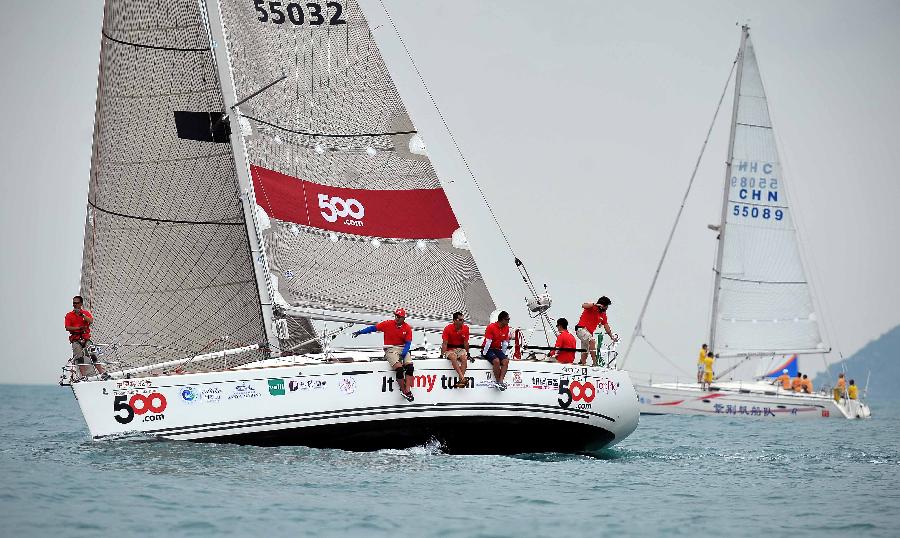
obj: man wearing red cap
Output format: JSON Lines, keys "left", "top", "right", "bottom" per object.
{"left": 353, "top": 308, "right": 415, "bottom": 401}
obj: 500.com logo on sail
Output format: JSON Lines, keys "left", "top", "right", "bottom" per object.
{"left": 112, "top": 393, "right": 167, "bottom": 424}
{"left": 318, "top": 194, "right": 364, "bottom": 227}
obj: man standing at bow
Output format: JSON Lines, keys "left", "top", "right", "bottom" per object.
{"left": 574, "top": 296, "right": 618, "bottom": 367}
{"left": 65, "top": 295, "right": 106, "bottom": 378}
{"left": 353, "top": 308, "right": 415, "bottom": 401}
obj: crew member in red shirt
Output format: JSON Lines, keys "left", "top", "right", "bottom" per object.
{"left": 574, "top": 296, "right": 618, "bottom": 367}
{"left": 481, "top": 310, "right": 511, "bottom": 391}
{"left": 442, "top": 311, "right": 471, "bottom": 388}
{"left": 353, "top": 307, "right": 415, "bottom": 401}
{"left": 65, "top": 295, "right": 106, "bottom": 378}
{"left": 548, "top": 318, "right": 577, "bottom": 364}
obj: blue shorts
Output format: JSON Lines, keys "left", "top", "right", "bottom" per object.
{"left": 483, "top": 348, "right": 508, "bottom": 363}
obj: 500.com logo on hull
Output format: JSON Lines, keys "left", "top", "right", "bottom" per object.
{"left": 112, "top": 392, "right": 167, "bottom": 424}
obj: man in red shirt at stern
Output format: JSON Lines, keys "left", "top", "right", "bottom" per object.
{"left": 65, "top": 295, "right": 106, "bottom": 378}
{"left": 548, "top": 318, "right": 577, "bottom": 364}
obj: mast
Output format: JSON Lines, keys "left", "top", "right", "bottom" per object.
{"left": 199, "top": 0, "right": 280, "bottom": 356}
{"left": 708, "top": 25, "right": 749, "bottom": 353}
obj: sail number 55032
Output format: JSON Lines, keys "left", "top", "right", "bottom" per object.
{"left": 253, "top": 1, "right": 347, "bottom": 26}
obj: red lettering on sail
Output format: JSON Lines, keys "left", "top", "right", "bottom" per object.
{"left": 251, "top": 165, "right": 459, "bottom": 239}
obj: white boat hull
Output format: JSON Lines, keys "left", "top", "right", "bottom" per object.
{"left": 71, "top": 358, "right": 639, "bottom": 453}
{"left": 636, "top": 381, "right": 870, "bottom": 419}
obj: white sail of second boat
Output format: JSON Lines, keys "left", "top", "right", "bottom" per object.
{"left": 629, "top": 25, "right": 869, "bottom": 419}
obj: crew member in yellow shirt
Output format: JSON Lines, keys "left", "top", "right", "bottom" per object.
{"left": 697, "top": 344, "right": 708, "bottom": 384}
{"left": 848, "top": 379, "right": 858, "bottom": 400}
{"left": 791, "top": 372, "right": 803, "bottom": 392}
{"left": 834, "top": 373, "right": 847, "bottom": 401}
{"left": 701, "top": 351, "right": 715, "bottom": 391}
{"left": 801, "top": 374, "right": 813, "bottom": 394}
{"left": 773, "top": 369, "right": 791, "bottom": 390}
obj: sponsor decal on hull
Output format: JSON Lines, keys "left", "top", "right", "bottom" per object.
{"left": 288, "top": 379, "right": 327, "bottom": 391}
{"left": 268, "top": 378, "right": 286, "bottom": 396}
{"left": 228, "top": 382, "right": 260, "bottom": 400}
{"left": 339, "top": 377, "right": 357, "bottom": 395}
{"left": 112, "top": 392, "right": 168, "bottom": 424}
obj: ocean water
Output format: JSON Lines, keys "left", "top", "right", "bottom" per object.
{"left": 1, "top": 385, "right": 898, "bottom": 537}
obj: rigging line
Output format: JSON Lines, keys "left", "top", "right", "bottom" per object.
{"left": 642, "top": 335, "right": 693, "bottom": 378}
{"left": 377, "top": 0, "right": 517, "bottom": 259}
{"left": 101, "top": 31, "right": 210, "bottom": 52}
{"left": 233, "top": 73, "right": 288, "bottom": 109}
{"left": 243, "top": 114, "right": 416, "bottom": 138}
{"left": 88, "top": 200, "right": 244, "bottom": 226}
{"left": 619, "top": 55, "right": 739, "bottom": 370}
{"left": 720, "top": 276, "right": 807, "bottom": 285}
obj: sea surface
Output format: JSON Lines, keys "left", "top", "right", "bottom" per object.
{"left": 1, "top": 384, "right": 898, "bottom": 537}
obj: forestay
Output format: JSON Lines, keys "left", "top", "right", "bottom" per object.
{"left": 80, "top": 0, "right": 318, "bottom": 372}
{"left": 216, "top": 0, "right": 496, "bottom": 325}
{"left": 712, "top": 33, "right": 824, "bottom": 357}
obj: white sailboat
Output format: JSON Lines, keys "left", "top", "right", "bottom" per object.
{"left": 63, "top": 0, "right": 639, "bottom": 452}
{"left": 622, "top": 25, "right": 870, "bottom": 420}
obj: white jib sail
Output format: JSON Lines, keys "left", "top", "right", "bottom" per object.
{"left": 713, "top": 33, "right": 825, "bottom": 357}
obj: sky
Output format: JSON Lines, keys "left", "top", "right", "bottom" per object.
{"left": 1, "top": 0, "right": 898, "bottom": 384}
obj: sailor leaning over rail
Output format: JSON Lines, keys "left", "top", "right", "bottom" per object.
{"left": 481, "top": 311, "right": 512, "bottom": 391}
{"left": 574, "top": 296, "right": 618, "bottom": 367}
{"left": 442, "top": 312, "right": 471, "bottom": 388}
{"left": 352, "top": 307, "right": 415, "bottom": 402}
{"left": 65, "top": 295, "right": 107, "bottom": 379}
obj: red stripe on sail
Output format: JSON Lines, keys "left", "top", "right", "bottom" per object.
{"left": 251, "top": 165, "right": 460, "bottom": 239}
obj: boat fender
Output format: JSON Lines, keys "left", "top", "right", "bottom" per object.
{"left": 404, "top": 363, "right": 415, "bottom": 377}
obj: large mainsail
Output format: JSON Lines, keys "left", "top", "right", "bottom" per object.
{"left": 215, "top": 0, "right": 496, "bottom": 325}
{"left": 710, "top": 29, "right": 824, "bottom": 357}
{"left": 80, "top": 0, "right": 317, "bottom": 371}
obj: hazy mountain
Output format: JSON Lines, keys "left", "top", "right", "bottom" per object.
{"left": 815, "top": 325, "right": 899, "bottom": 399}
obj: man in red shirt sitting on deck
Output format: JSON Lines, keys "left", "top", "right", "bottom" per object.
{"left": 65, "top": 295, "right": 107, "bottom": 378}
{"left": 548, "top": 318, "right": 577, "bottom": 364}
{"left": 481, "top": 311, "right": 512, "bottom": 391}
{"left": 352, "top": 308, "right": 415, "bottom": 401}
{"left": 574, "top": 296, "right": 618, "bottom": 367}
{"left": 442, "top": 311, "right": 471, "bottom": 388}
